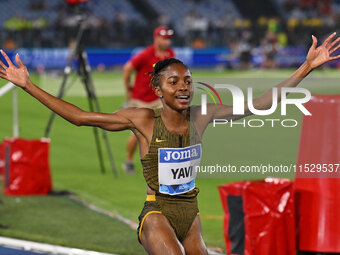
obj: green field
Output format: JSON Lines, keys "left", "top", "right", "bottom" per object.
{"left": 0, "top": 69, "right": 339, "bottom": 254}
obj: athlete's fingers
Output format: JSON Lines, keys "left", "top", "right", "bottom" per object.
{"left": 0, "top": 73, "right": 7, "bottom": 80}
{"left": 311, "top": 35, "right": 317, "bottom": 50}
{"left": 322, "top": 32, "right": 336, "bottom": 48}
{"left": 0, "top": 59, "right": 8, "bottom": 70}
{"left": 330, "top": 54, "right": 340, "bottom": 61}
{"left": 328, "top": 37, "right": 340, "bottom": 51}
{"left": 0, "top": 68, "right": 6, "bottom": 75}
{"left": 15, "top": 53, "right": 24, "bottom": 68}
{"left": 329, "top": 41, "right": 340, "bottom": 55}
{"left": 0, "top": 50, "right": 14, "bottom": 67}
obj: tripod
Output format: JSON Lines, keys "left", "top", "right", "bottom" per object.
{"left": 44, "top": 13, "right": 118, "bottom": 177}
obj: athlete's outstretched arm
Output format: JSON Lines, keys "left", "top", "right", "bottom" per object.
{"left": 0, "top": 50, "right": 137, "bottom": 131}
{"left": 210, "top": 33, "right": 340, "bottom": 121}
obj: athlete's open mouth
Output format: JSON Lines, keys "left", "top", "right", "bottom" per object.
{"left": 175, "top": 95, "right": 190, "bottom": 99}
{"left": 175, "top": 95, "right": 190, "bottom": 104}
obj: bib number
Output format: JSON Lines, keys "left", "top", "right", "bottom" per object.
{"left": 158, "top": 144, "right": 201, "bottom": 195}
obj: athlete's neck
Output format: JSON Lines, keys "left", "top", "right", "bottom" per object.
{"left": 161, "top": 106, "right": 188, "bottom": 135}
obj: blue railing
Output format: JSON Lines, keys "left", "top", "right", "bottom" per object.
{"left": 2, "top": 46, "right": 336, "bottom": 70}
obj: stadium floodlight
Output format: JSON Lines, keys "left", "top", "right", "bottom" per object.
{"left": 44, "top": 0, "right": 118, "bottom": 177}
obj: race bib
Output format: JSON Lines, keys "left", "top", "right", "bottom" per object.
{"left": 158, "top": 144, "right": 201, "bottom": 195}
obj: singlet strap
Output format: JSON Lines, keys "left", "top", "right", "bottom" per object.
{"left": 153, "top": 107, "right": 191, "bottom": 119}
{"left": 153, "top": 108, "right": 162, "bottom": 118}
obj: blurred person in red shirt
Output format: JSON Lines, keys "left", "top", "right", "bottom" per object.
{"left": 122, "top": 26, "right": 175, "bottom": 173}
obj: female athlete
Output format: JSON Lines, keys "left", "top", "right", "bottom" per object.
{"left": 0, "top": 33, "right": 339, "bottom": 255}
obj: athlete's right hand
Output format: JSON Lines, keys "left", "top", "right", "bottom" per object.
{"left": 0, "top": 50, "right": 30, "bottom": 90}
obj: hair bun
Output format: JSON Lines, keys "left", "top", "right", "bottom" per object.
{"left": 150, "top": 58, "right": 188, "bottom": 89}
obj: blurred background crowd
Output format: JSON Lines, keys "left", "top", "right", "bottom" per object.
{"left": 0, "top": 0, "right": 339, "bottom": 69}
{"left": 1, "top": 0, "right": 339, "bottom": 48}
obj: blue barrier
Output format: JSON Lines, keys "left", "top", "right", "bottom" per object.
{"left": 1, "top": 47, "right": 338, "bottom": 70}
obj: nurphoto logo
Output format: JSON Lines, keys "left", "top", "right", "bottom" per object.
{"left": 197, "top": 82, "right": 312, "bottom": 128}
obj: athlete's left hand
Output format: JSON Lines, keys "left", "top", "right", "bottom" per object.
{"left": 0, "top": 50, "right": 30, "bottom": 89}
{"left": 306, "top": 32, "right": 340, "bottom": 69}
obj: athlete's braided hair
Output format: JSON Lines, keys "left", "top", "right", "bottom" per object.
{"left": 149, "top": 58, "right": 189, "bottom": 89}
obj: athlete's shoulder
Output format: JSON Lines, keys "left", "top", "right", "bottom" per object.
{"left": 129, "top": 107, "right": 156, "bottom": 122}
{"left": 136, "top": 107, "right": 155, "bottom": 118}
{"left": 128, "top": 108, "right": 156, "bottom": 132}
{"left": 188, "top": 105, "right": 201, "bottom": 117}
{"left": 188, "top": 105, "right": 211, "bottom": 126}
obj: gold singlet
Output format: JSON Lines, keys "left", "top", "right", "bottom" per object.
{"left": 137, "top": 107, "right": 202, "bottom": 243}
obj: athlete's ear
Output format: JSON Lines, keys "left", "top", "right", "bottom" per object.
{"left": 154, "top": 86, "right": 163, "bottom": 98}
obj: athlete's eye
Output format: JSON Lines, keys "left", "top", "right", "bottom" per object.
{"left": 169, "top": 80, "right": 177, "bottom": 85}
{"left": 186, "top": 80, "right": 192, "bottom": 85}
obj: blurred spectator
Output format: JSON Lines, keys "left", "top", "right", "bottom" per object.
{"left": 283, "top": 0, "right": 297, "bottom": 11}
{"left": 112, "top": 11, "right": 127, "bottom": 45}
{"left": 32, "top": 17, "right": 50, "bottom": 47}
{"left": 213, "top": 12, "right": 237, "bottom": 46}
{"left": 237, "top": 31, "right": 254, "bottom": 69}
{"left": 289, "top": 6, "right": 306, "bottom": 20}
{"left": 191, "top": 38, "right": 206, "bottom": 48}
{"left": 29, "top": 0, "right": 46, "bottom": 11}
{"left": 184, "top": 10, "right": 208, "bottom": 45}
{"left": 84, "top": 12, "right": 101, "bottom": 29}
{"left": 4, "top": 39, "right": 17, "bottom": 50}
{"left": 157, "top": 15, "right": 171, "bottom": 27}
{"left": 261, "top": 31, "right": 278, "bottom": 69}
{"left": 83, "top": 11, "right": 101, "bottom": 46}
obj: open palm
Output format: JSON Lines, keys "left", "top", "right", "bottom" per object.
{"left": 0, "top": 50, "right": 30, "bottom": 89}
{"left": 306, "top": 33, "right": 340, "bottom": 69}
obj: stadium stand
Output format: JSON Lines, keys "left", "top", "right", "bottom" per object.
{"left": 0, "top": 0, "right": 339, "bottom": 49}
{"left": 147, "top": 0, "right": 241, "bottom": 35}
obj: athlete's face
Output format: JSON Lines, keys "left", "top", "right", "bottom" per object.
{"left": 155, "top": 64, "right": 193, "bottom": 111}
